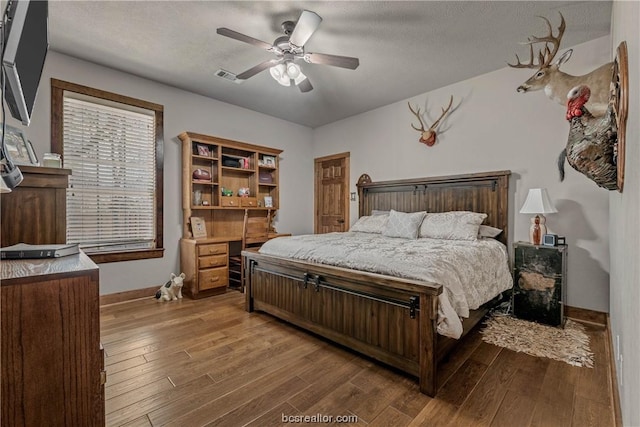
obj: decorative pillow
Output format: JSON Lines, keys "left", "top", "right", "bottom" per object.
{"left": 419, "top": 211, "right": 487, "bottom": 241}
{"left": 371, "top": 209, "right": 389, "bottom": 216}
{"left": 478, "top": 225, "right": 503, "bottom": 238}
{"left": 382, "top": 210, "right": 427, "bottom": 239}
{"left": 350, "top": 214, "right": 388, "bottom": 234}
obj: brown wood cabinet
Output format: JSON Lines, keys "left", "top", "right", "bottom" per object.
{"left": 1, "top": 165, "right": 71, "bottom": 247}
{"left": 180, "top": 238, "right": 229, "bottom": 298}
{"left": 1, "top": 251, "right": 104, "bottom": 426}
{"left": 178, "top": 132, "right": 283, "bottom": 296}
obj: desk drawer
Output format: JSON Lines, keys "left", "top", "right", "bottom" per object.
{"left": 198, "top": 243, "right": 227, "bottom": 256}
{"left": 199, "top": 254, "right": 227, "bottom": 268}
{"left": 220, "top": 197, "right": 239, "bottom": 207}
{"left": 199, "top": 267, "right": 228, "bottom": 290}
{"left": 240, "top": 197, "right": 258, "bottom": 207}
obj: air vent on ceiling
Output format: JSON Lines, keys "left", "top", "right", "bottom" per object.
{"left": 215, "top": 69, "right": 243, "bottom": 84}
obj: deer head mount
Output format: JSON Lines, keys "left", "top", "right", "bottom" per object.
{"left": 508, "top": 12, "right": 614, "bottom": 117}
{"left": 408, "top": 96, "right": 453, "bottom": 147}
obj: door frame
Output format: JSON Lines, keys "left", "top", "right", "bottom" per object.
{"left": 314, "top": 152, "right": 350, "bottom": 234}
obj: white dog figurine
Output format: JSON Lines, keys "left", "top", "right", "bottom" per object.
{"left": 155, "top": 273, "right": 186, "bottom": 301}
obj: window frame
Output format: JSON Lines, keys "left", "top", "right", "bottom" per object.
{"left": 51, "top": 78, "right": 164, "bottom": 263}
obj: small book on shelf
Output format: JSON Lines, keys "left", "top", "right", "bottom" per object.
{"left": 0, "top": 243, "right": 80, "bottom": 260}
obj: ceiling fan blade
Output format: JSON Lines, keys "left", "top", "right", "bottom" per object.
{"left": 297, "top": 76, "right": 313, "bottom": 93}
{"left": 236, "top": 59, "right": 281, "bottom": 80}
{"left": 216, "top": 28, "right": 275, "bottom": 51}
{"left": 289, "top": 10, "right": 322, "bottom": 47}
{"left": 304, "top": 52, "right": 359, "bottom": 70}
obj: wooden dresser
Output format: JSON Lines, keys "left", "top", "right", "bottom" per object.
{"left": 0, "top": 165, "right": 71, "bottom": 247}
{"left": 1, "top": 252, "right": 105, "bottom": 426}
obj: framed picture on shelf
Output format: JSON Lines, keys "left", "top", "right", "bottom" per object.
{"left": 0, "top": 125, "right": 39, "bottom": 165}
{"left": 190, "top": 217, "right": 208, "bottom": 238}
{"left": 262, "top": 156, "right": 276, "bottom": 167}
{"left": 196, "top": 144, "right": 210, "bottom": 157}
{"left": 264, "top": 196, "right": 273, "bottom": 208}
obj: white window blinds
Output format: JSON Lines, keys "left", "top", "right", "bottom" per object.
{"left": 63, "top": 95, "right": 156, "bottom": 253}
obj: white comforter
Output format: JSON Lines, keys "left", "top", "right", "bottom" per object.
{"left": 258, "top": 232, "right": 513, "bottom": 339}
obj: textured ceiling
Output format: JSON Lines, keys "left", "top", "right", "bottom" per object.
{"left": 49, "top": 1, "right": 612, "bottom": 128}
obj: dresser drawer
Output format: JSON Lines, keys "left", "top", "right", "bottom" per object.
{"left": 199, "top": 254, "right": 227, "bottom": 268}
{"left": 198, "top": 243, "right": 227, "bottom": 256}
{"left": 199, "top": 267, "right": 228, "bottom": 290}
{"left": 240, "top": 197, "right": 258, "bottom": 207}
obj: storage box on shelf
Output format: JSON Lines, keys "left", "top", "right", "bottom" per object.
{"left": 178, "top": 132, "right": 282, "bottom": 297}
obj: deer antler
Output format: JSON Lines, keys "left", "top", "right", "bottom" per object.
{"left": 408, "top": 102, "right": 426, "bottom": 132}
{"left": 428, "top": 95, "right": 454, "bottom": 131}
{"left": 508, "top": 13, "right": 566, "bottom": 69}
{"left": 408, "top": 97, "right": 454, "bottom": 147}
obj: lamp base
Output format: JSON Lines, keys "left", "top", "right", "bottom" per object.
{"left": 529, "top": 214, "right": 548, "bottom": 245}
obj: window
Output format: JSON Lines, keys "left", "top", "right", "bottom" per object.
{"left": 51, "top": 79, "right": 164, "bottom": 263}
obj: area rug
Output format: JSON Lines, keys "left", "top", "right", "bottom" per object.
{"left": 480, "top": 315, "right": 594, "bottom": 368}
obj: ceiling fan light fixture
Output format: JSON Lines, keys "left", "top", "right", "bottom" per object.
{"left": 270, "top": 63, "right": 291, "bottom": 86}
{"left": 293, "top": 70, "right": 307, "bottom": 86}
{"left": 286, "top": 61, "right": 301, "bottom": 79}
{"left": 269, "top": 63, "right": 285, "bottom": 80}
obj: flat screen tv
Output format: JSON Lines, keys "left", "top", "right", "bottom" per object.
{"left": 2, "top": 0, "right": 48, "bottom": 126}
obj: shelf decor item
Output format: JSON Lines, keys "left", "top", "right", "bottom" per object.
{"left": 519, "top": 188, "right": 557, "bottom": 245}
{"left": 190, "top": 217, "right": 207, "bottom": 238}
{"left": 264, "top": 196, "right": 273, "bottom": 208}
{"left": 196, "top": 144, "right": 210, "bottom": 157}
{"left": 192, "top": 168, "right": 211, "bottom": 180}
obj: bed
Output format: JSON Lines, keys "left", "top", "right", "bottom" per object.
{"left": 242, "top": 170, "right": 511, "bottom": 396}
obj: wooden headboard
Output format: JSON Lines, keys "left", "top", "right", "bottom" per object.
{"left": 356, "top": 170, "right": 511, "bottom": 245}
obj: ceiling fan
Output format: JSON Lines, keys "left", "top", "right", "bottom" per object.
{"left": 217, "top": 10, "right": 360, "bottom": 93}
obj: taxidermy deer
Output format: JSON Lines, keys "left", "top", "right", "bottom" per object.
{"left": 408, "top": 96, "right": 453, "bottom": 146}
{"left": 509, "top": 13, "right": 614, "bottom": 117}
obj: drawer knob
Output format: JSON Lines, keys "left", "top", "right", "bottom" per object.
{"left": 210, "top": 277, "right": 219, "bottom": 282}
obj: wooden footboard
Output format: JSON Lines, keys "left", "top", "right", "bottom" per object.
{"left": 243, "top": 170, "right": 511, "bottom": 396}
{"left": 243, "top": 250, "right": 442, "bottom": 396}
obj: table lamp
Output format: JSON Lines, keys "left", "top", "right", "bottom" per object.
{"left": 520, "top": 188, "right": 557, "bottom": 245}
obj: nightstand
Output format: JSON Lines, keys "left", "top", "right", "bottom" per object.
{"left": 512, "top": 242, "right": 567, "bottom": 327}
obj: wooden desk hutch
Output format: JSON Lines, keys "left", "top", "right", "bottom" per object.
{"left": 178, "top": 132, "right": 283, "bottom": 298}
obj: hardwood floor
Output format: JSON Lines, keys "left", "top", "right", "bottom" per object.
{"left": 101, "top": 292, "right": 616, "bottom": 426}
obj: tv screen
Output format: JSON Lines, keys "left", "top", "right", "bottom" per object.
{"left": 2, "top": 0, "right": 48, "bottom": 126}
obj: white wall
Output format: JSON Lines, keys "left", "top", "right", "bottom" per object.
{"left": 314, "top": 36, "right": 612, "bottom": 313}
{"left": 4, "top": 51, "right": 315, "bottom": 295}
{"left": 609, "top": 2, "right": 640, "bottom": 425}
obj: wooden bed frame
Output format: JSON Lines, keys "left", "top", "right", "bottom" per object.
{"left": 243, "top": 170, "right": 511, "bottom": 396}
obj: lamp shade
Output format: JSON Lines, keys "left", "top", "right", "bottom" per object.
{"left": 0, "top": 179, "right": 11, "bottom": 193}
{"left": 520, "top": 188, "right": 557, "bottom": 214}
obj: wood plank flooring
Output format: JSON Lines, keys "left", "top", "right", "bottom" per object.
{"left": 101, "top": 291, "right": 615, "bottom": 426}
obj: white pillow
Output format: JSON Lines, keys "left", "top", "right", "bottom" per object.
{"left": 371, "top": 209, "right": 389, "bottom": 216}
{"left": 419, "top": 211, "right": 487, "bottom": 241}
{"left": 350, "top": 214, "right": 388, "bottom": 234}
{"left": 478, "top": 225, "right": 503, "bottom": 238}
{"left": 382, "top": 210, "right": 427, "bottom": 239}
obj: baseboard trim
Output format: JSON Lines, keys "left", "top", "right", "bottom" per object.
{"left": 606, "top": 316, "right": 623, "bottom": 427}
{"left": 100, "top": 286, "right": 158, "bottom": 306}
{"left": 564, "top": 305, "right": 607, "bottom": 326}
